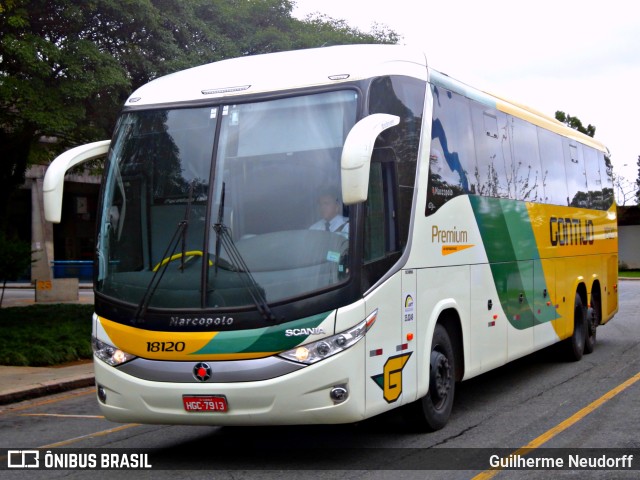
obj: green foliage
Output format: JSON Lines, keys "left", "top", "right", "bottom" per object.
{"left": 0, "top": 0, "right": 399, "bottom": 230}
{"left": 0, "top": 234, "right": 32, "bottom": 282}
{"left": 555, "top": 111, "right": 596, "bottom": 138}
{"left": 618, "top": 268, "right": 640, "bottom": 277}
{"left": 0, "top": 304, "right": 93, "bottom": 366}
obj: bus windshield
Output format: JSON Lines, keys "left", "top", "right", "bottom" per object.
{"left": 96, "top": 90, "right": 358, "bottom": 310}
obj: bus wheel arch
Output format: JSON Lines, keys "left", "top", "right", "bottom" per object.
{"left": 437, "top": 309, "right": 465, "bottom": 382}
{"left": 402, "top": 309, "right": 463, "bottom": 431}
{"left": 585, "top": 281, "right": 602, "bottom": 354}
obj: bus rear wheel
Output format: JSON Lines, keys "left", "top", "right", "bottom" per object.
{"left": 402, "top": 324, "right": 455, "bottom": 431}
{"left": 584, "top": 292, "right": 600, "bottom": 354}
{"left": 564, "top": 293, "right": 587, "bottom": 361}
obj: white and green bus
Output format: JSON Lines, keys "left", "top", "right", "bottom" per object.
{"left": 44, "top": 45, "right": 618, "bottom": 430}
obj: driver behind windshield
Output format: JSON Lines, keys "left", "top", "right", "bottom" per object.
{"left": 309, "top": 190, "right": 349, "bottom": 236}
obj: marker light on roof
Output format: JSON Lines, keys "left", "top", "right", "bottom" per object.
{"left": 201, "top": 85, "right": 251, "bottom": 95}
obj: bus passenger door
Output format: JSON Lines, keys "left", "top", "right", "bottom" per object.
{"left": 362, "top": 149, "right": 414, "bottom": 416}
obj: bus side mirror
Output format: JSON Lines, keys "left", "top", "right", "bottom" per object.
{"left": 43, "top": 140, "right": 111, "bottom": 223}
{"left": 341, "top": 114, "right": 399, "bottom": 205}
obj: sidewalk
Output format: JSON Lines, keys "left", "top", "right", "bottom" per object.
{"left": 0, "top": 283, "right": 96, "bottom": 406}
{"left": 0, "top": 361, "right": 95, "bottom": 405}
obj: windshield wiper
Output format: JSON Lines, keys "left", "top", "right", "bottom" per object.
{"left": 179, "top": 181, "right": 195, "bottom": 271}
{"left": 134, "top": 183, "right": 195, "bottom": 322}
{"left": 134, "top": 219, "right": 187, "bottom": 322}
{"left": 213, "top": 183, "right": 276, "bottom": 322}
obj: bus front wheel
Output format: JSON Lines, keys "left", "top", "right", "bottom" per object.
{"left": 402, "top": 324, "right": 455, "bottom": 431}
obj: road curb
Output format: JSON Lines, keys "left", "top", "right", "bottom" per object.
{"left": 0, "top": 375, "right": 95, "bottom": 406}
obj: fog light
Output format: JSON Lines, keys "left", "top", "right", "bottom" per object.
{"left": 97, "top": 385, "right": 107, "bottom": 404}
{"left": 330, "top": 385, "right": 348, "bottom": 404}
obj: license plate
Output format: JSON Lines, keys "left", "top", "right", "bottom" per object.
{"left": 183, "top": 395, "right": 228, "bottom": 412}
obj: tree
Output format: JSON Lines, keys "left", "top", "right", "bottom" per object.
{"left": 636, "top": 155, "right": 640, "bottom": 205}
{"left": 0, "top": 0, "right": 146, "bottom": 230}
{"left": 292, "top": 13, "right": 400, "bottom": 47}
{"left": 555, "top": 111, "right": 596, "bottom": 137}
{"left": 0, "top": 233, "right": 32, "bottom": 307}
{"left": 0, "top": 0, "right": 398, "bottom": 233}
{"left": 612, "top": 173, "right": 636, "bottom": 206}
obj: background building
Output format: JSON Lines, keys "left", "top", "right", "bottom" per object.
{"left": 15, "top": 165, "right": 100, "bottom": 282}
{"left": 618, "top": 206, "right": 640, "bottom": 269}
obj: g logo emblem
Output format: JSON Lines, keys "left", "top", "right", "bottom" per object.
{"left": 193, "top": 362, "right": 211, "bottom": 382}
{"left": 371, "top": 353, "right": 412, "bottom": 403}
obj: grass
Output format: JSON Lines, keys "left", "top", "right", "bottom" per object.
{"left": 0, "top": 304, "right": 93, "bottom": 366}
{"left": 619, "top": 269, "right": 640, "bottom": 278}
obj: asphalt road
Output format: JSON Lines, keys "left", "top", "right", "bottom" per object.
{"left": 1, "top": 281, "right": 639, "bottom": 479}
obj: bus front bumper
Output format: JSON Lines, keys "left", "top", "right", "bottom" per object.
{"left": 93, "top": 341, "right": 366, "bottom": 426}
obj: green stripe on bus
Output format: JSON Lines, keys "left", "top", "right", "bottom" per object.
{"left": 192, "top": 311, "right": 332, "bottom": 355}
{"left": 469, "top": 196, "right": 555, "bottom": 329}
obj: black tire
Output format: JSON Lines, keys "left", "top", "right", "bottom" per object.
{"left": 564, "top": 293, "right": 587, "bottom": 361}
{"left": 584, "top": 291, "right": 601, "bottom": 354}
{"left": 402, "top": 324, "right": 455, "bottom": 431}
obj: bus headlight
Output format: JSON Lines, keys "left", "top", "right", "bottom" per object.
{"left": 92, "top": 336, "right": 136, "bottom": 366}
{"left": 278, "top": 310, "right": 377, "bottom": 365}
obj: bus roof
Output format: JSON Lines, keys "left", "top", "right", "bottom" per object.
{"left": 125, "top": 44, "right": 607, "bottom": 153}
{"left": 125, "top": 44, "right": 428, "bottom": 107}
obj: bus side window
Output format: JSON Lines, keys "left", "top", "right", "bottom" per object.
{"left": 368, "top": 75, "right": 424, "bottom": 244}
{"left": 361, "top": 147, "right": 401, "bottom": 290}
{"left": 510, "top": 117, "right": 543, "bottom": 202}
{"left": 537, "top": 128, "right": 568, "bottom": 206}
{"left": 427, "top": 86, "right": 474, "bottom": 215}
{"left": 470, "top": 104, "right": 512, "bottom": 198}
{"left": 600, "top": 151, "right": 615, "bottom": 209}
{"left": 364, "top": 148, "right": 399, "bottom": 264}
{"left": 583, "top": 146, "right": 603, "bottom": 208}
{"left": 564, "top": 140, "right": 588, "bottom": 207}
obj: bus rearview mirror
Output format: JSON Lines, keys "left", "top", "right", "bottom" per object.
{"left": 43, "top": 140, "right": 111, "bottom": 223}
{"left": 341, "top": 114, "right": 400, "bottom": 205}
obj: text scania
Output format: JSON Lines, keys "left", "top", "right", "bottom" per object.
{"left": 549, "top": 217, "right": 595, "bottom": 246}
{"left": 285, "top": 327, "right": 326, "bottom": 337}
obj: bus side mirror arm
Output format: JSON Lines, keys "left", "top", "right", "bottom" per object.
{"left": 43, "top": 140, "right": 111, "bottom": 223}
{"left": 341, "top": 114, "right": 399, "bottom": 205}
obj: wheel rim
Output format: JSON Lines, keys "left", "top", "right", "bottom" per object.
{"left": 430, "top": 349, "right": 451, "bottom": 410}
